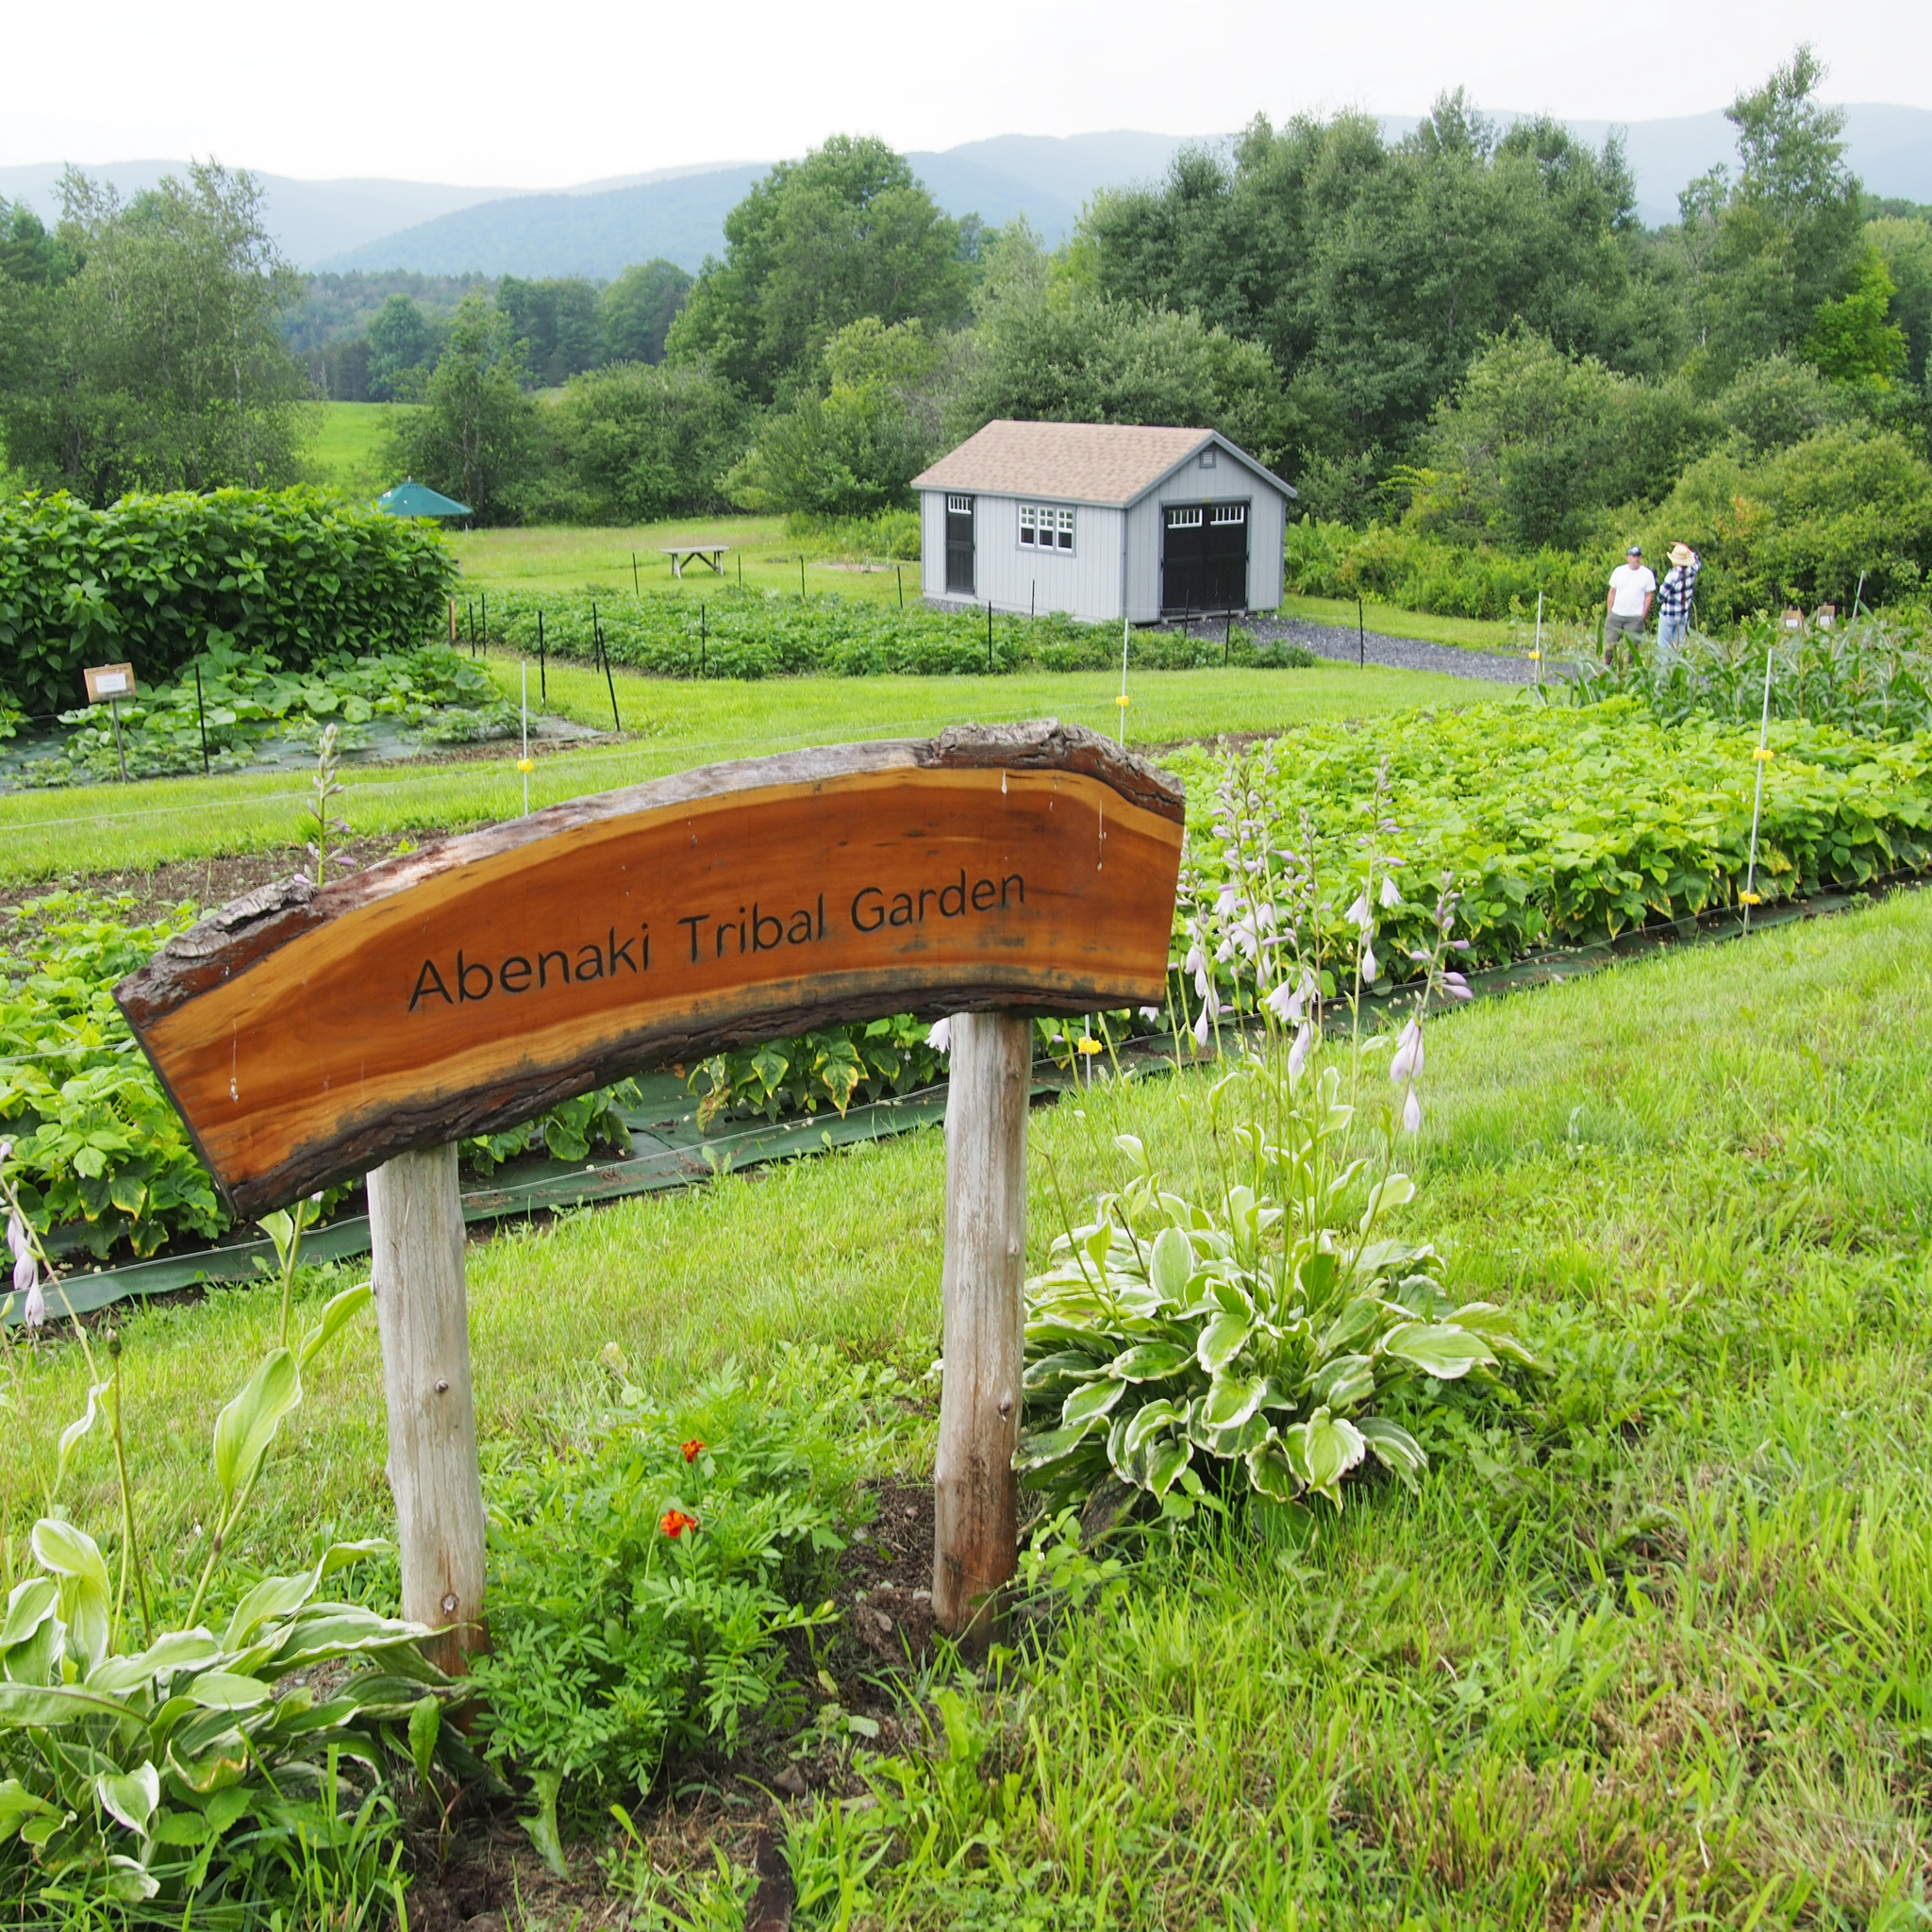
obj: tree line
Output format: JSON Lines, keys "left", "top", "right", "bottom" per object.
{"left": 4, "top": 49, "right": 1930, "bottom": 608}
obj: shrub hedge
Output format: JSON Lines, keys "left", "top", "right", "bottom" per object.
{"left": 0, "top": 489, "right": 457, "bottom": 714}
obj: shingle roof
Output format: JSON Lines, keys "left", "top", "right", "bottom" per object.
{"left": 912, "top": 420, "right": 1279, "bottom": 507}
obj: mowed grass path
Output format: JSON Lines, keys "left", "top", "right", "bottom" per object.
{"left": 8, "top": 888, "right": 1931, "bottom": 1922}
{"left": 0, "top": 658, "right": 1475, "bottom": 883}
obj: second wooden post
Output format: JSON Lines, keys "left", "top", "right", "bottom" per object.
{"left": 932, "top": 1008, "right": 1030, "bottom": 1648}
{"left": 368, "top": 1141, "right": 489, "bottom": 1675}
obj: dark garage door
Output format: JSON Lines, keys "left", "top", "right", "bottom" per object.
{"left": 945, "top": 494, "right": 975, "bottom": 595}
{"left": 1161, "top": 502, "right": 1249, "bottom": 615}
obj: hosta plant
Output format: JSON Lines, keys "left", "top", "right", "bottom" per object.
{"left": 1018, "top": 1059, "right": 1533, "bottom": 1517}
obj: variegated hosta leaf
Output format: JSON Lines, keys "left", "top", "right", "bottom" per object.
{"left": 1144, "top": 1436, "right": 1193, "bottom": 1498}
{"left": 1147, "top": 1226, "right": 1193, "bottom": 1299}
{"left": 1201, "top": 1408, "right": 1271, "bottom": 1458}
{"left": 1015, "top": 1421, "right": 1102, "bottom": 1472}
{"left": 96, "top": 1761, "right": 159, "bottom": 1835}
{"left": 1357, "top": 1416, "right": 1428, "bottom": 1477}
{"left": 1306, "top": 1353, "right": 1376, "bottom": 1411}
{"left": 1024, "top": 1349, "right": 1108, "bottom": 1392}
{"left": 1445, "top": 1302, "right": 1541, "bottom": 1365}
{"left": 1200, "top": 1371, "right": 1267, "bottom": 1432}
{"left": 1245, "top": 1435, "right": 1301, "bottom": 1503}
{"left": 1121, "top": 1399, "right": 1187, "bottom": 1459}
{"left": 1313, "top": 1292, "right": 1378, "bottom": 1361}
{"left": 1061, "top": 1378, "right": 1126, "bottom": 1429}
{"left": 1195, "top": 1307, "right": 1254, "bottom": 1374}
{"left": 1379, "top": 1322, "right": 1498, "bottom": 1380}
{"left": 1358, "top": 1173, "right": 1416, "bottom": 1231}
{"left": 1109, "top": 1341, "right": 1195, "bottom": 1383}
{"left": 1300, "top": 1407, "right": 1367, "bottom": 1503}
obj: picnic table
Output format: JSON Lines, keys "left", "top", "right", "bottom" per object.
{"left": 660, "top": 542, "right": 730, "bottom": 579}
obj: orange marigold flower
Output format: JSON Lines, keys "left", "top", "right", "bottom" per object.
{"left": 681, "top": 1439, "right": 705, "bottom": 1462}
{"left": 659, "top": 1508, "right": 698, "bottom": 1539}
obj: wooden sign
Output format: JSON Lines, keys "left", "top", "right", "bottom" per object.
{"left": 117, "top": 721, "right": 1185, "bottom": 1218}
{"left": 84, "top": 663, "right": 137, "bottom": 702}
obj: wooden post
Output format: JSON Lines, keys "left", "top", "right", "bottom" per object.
{"left": 368, "top": 1141, "right": 488, "bottom": 1675}
{"left": 933, "top": 1008, "right": 1029, "bottom": 1649}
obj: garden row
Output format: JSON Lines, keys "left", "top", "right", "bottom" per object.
{"left": 6, "top": 695, "right": 1928, "bottom": 1268}
{"left": 2, "top": 642, "right": 521, "bottom": 786}
{"left": 482, "top": 587, "right": 1311, "bottom": 679}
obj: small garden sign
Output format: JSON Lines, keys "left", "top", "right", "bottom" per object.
{"left": 116, "top": 720, "right": 1184, "bottom": 1661}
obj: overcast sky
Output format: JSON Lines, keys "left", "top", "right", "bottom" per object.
{"left": 7, "top": 0, "right": 1926, "bottom": 184}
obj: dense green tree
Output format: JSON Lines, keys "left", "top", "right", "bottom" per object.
{"left": 363, "top": 293, "right": 439, "bottom": 402}
{"left": 544, "top": 360, "right": 745, "bottom": 523}
{"left": 727, "top": 317, "right": 951, "bottom": 515}
{"left": 1080, "top": 100, "right": 1669, "bottom": 513}
{"left": 1676, "top": 48, "right": 1865, "bottom": 384}
{"left": 1801, "top": 245, "right": 1908, "bottom": 385}
{"left": 598, "top": 259, "right": 692, "bottom": 366}
{"left": 383, "top": 295, "right": 537, "bottom": 523}
{"left": 1711, "top": 352, "right": 1859, "bottom": 452}
{"left": 1866, "top": 217, "right": 1932, "bottom": 387}
{"left": 1401, "top": 331, "right": 1715, "bottom": 550}
{"left": 666, "top": 136, "right": 971, "bottom": 403}
{"left": 497, "top": 275, "right": 602, "bottom": 387}
{"left": 953, "top": 228, "right": 1287, "bottom": 465}
{"left": 0, "top": 164, "right": 309, "bottom": 505}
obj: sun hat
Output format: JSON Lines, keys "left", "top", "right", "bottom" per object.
{"left": 1668, "top": 541, "right": 1696, "bottom": 566}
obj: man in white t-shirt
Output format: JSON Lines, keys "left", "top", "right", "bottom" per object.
{"left": 1604, "top": 545, "right": 1656, "bottom": 659}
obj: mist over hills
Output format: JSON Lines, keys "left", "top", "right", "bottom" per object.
{"left": 4, "top": 107, "right": 1928, "bottom": 279}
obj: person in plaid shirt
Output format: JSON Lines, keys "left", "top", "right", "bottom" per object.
{"left": 1657, "top": 542, "right": 1700, "bottom": 665}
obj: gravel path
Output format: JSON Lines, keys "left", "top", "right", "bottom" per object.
{"left": 1171, "top": 613, "right": 1538, "bottom": 684}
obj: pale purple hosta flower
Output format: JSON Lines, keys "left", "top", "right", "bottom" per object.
{"left": 1389, "top": 1019, "right": 1424, "bottom": 1086}
{"left": 1402, "top": 1087, "right": 1423, "bottom": 1134}
{"left": 1262, "top": 978, "right": 1299, "bottom": 1024}
{"left": 924, "top": 1017, "right": 950, "bottom": 1054}
{"left": 1379, "top": 874, "right": 1402, "bottom": 909}
{"left": 6, "top": 1210, "right": 26, "bottom": 1263}
{"left": 1192, "top": 1007, "right": 1212, "bottom": 1049}
{"left": 1287, "top": 1023, "right": 1314, "bottom": 1078}
{"left": 1139, "top": 1006, "right": 1162, "bottom": 1022}
{"left": 15, "top": 1244, "right": 44, "bottom": 1327}
{"left": 1441, "top": 970, "right": 1474, "bottom": 1003}
{"left": 1186, "top": 946, "right": 1211, "bottom": 1000}
{"left": 1361, "top": 941, "right": 1379, "bottom": 983}
{"left": 1215, "top": 884, "right": 1240, "bottom": 915}
{"left": 1344, "top": 892, "right": 1372, "bottom": 933}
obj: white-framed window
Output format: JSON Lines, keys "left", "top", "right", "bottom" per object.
{"left": 946, "top": 494, "right": 974, "bottom": 515}
{"left": 1018, "top": 504, "right": 1074, "bottom": 552}
{"left": 1166, "top": 507, "right": 1204, "bottom": 529}
{"left": 1211, "top": 504, "right": 1246, "bottom": 526}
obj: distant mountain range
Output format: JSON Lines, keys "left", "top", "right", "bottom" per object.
{"left": 4, "top": 108, "right": 1928, "bottom": 279}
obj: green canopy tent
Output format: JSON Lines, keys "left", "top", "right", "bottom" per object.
{"left": 375, "top": 479, "right": 472, "bottom": 519}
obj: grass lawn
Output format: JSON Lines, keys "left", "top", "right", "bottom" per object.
{"left": 1277, "top": 590, "right": 1517, "bottom": 653}
{"left": 301, "top": 400, "right": 416, "bottom": 502}
{"left": 445, "top": 515, "right": 917, "bottom": 608}
{"left": 9, "top": 877, "right": 1930, "bottom": 1922}
{"left": 0, "top": 658, "right": 1478, "bottom": 885}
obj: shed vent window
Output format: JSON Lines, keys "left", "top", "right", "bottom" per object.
{"left": 1019, "top": 505, "right": 1074, "bottom": 552}
{"left": 1166, "top": 507, "right": 1204, "bottom": 529}
{"left": 1200, "top": 448, "right": 1217, "bottom": 467}
{"left": 1211, "top": 505, "right": 1247, "bottom": 525}
{"left": 946, "top": 494, "right": 974, "bottom": 515}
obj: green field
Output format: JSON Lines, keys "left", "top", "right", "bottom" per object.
{"left": 0, "top": 658, "right": 1478, "bottom": 884}
{"left": 446, "top": 514, "right": 922, "bottom": 608}
{"left": 302, "top": 399, "right": 415, "bottom": 501}
{"left": 11, "top": 865, "right": 1931, "bottom": 1922}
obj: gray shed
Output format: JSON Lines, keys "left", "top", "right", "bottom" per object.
{"left": 911, "top": 420, "right": 1295, "bottom": 625}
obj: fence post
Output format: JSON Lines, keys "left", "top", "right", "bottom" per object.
{"left": 932, "top": 1009, "right": 1029, "bottom": 1653}
{"left": 368, "top": 1142, "right": 487, "bottom": 1677}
